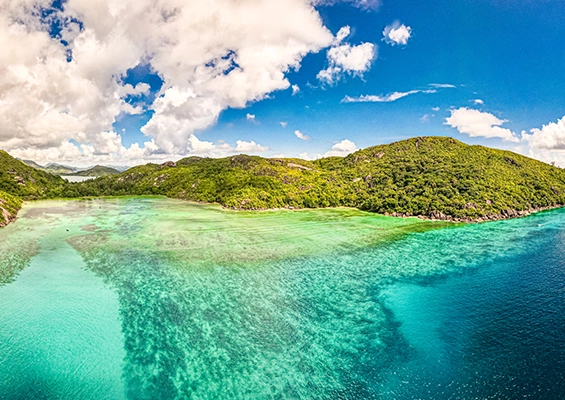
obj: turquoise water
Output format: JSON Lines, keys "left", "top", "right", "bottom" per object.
{"left": 0, "top": 197, "right": 564, "bottom": 398}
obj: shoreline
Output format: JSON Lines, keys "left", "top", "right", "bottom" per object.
{"left": 1, "top": 196, "right": 564, "bottom": 229}
{"left": 221, "top": 202, "right": 565, "bottom": 223}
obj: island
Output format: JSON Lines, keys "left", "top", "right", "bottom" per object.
{"left": 2, "top": 136, "right": 565, "bottom": 227}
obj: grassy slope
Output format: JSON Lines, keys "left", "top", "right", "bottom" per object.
{"left": 65, "top": 137, "right": 565, "bottom": 221}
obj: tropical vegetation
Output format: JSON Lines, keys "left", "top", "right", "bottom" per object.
{"left": 2, "top": 137, "right": 565, "bottom": 226}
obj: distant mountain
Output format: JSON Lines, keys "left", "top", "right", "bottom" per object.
{"left": 69, "top": 165, "right": 120, "bottom": 177}
{"left": 20, "top": 159, "right": 44, "bottom": 170}
{"left": 108, "top": 165, "right": 131, "bottom": 172}
{"left": 44, "top": 163, "right": 76, "bottom": 175}
{"left": 20, "top": 160, "right": 76, "bottom": 175}
{"left": 20, "top": 159, "right": 126, "bottom": 176}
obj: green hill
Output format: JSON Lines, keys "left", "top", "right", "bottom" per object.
{"left": 0, "top": 151, "right": 66, "bottom": 198}
{"left": 63, "top": 137, "right": 565, "bottom": 221}
{"left": 0, "top": 150, "right": 67, "bottom": 225}
{"left": 43, "top": 163, "right": 76, "bottom": 175}
{"left": 70, "top": 165, "right": 121, "bottom": 177}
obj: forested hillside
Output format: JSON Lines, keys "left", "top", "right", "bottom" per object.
{"left": 63, "top": 137, "right": 565, "bottom": 221}
{"left": 0, "top": 150, "right": 66, "bottom": 225}
{"left": 3, "top": 137, "right": 565, "bottom": 226}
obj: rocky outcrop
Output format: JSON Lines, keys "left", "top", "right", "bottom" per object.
{"left": 398, "top": 206, "right": 565, "bottom": 223}
{"left": 0, "top": 205, "right": 16, "bottom": 227}
{"left": 287, "top": 163, "right": 313, "bottom": 171}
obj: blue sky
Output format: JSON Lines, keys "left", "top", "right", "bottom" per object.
{"left": 2, "top": 0, "right": 565, "bottom": 166}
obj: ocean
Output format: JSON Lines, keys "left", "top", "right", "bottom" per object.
{"left": 0, "top": 197, "right": 563, "bottom": 399}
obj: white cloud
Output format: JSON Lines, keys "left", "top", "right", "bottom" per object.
{"left": 294, "top": 130, "right": 311, "bottom": 141}
{"left": 280, "top": 122, "right": 288, "bottom": 128}
{"left": 291, "top": 84, "right": 300, "bottom": 95}
{"left": 432, "top": 107, "right": 440, "bottom": 111}
{"left": 473, "top": 99, "right": 485, "bottom": 105}
{"left": 186, "top": 135, "right": 268, "bottom": 156}
{"left": 429, "top": 83, "right": 456, "bottom": 89}
{"left": 334, "top": 26, "right": 351, "bottom": 44}
{"left": 0, "top": 0, "right": 334, "bottom": 164}
{"left": 119, "top": 83, "right": 151, "bottom": 97}
{"left": 324, "top": 139, "right": 357, "bottom": 157}
{"left": 383, "top": 22, "right": 412, "bottom": 46}
{"left": 234, "top": 140, "right": 269, "bottom": 153}
{"left": 317, "top": 25, "right": 376, "bottom": 84}
{"left": 342, "top": 89, "right": 435, "bottom": 103}
{"left": 317, "top": 0, "right": 382, "bottom": 10}
{"left": 518, "top": 116, "right": 565, "bottom": 167}
{"left": 246, "top": 113, "right": 256, "bottom": 122}
{"left": 523, "top": 116, "right": 565, "bottom": 151}
{"left": 445, "top": 107, "right": 519, "bottom": 142}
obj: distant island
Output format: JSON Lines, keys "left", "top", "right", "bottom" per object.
{"left": 20, "top": 160, "right": 76, "bottom": 175}
{"left": 20, "top": 160, "right": 121, "bottom": 178}
{"left": 2, "top": 136, "right": 565, "bottom": 227}
{"left": 65, "top": 165, "right": 120, "bottom": 177}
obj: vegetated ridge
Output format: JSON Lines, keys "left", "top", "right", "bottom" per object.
{"left": 68, "top": 165, "right": 120, "bottom": 177}
{"left": 2, "top": 137, "right": 565, "bottom": 227}
{"left": 20, "top": 159, "right": 76, "bottom": 175}
{"left": 65, "top": 137, "right": 565, "bottom": 222}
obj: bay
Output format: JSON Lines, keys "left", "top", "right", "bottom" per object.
{"left": 0, "top": 197, "right": 563, "bottom": 399}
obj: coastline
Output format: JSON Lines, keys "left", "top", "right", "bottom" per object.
{"left": 1, "top": 196, "right": 564, "bottom": 229}
{"left": 383, "top": 204, "right": 565, "bottom": 223}
{"left": 222, "top": 200, "right": 565, "bottom": 223}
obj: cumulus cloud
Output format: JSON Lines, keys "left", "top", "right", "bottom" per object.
{"left": 473, "top": 99, "right": 485, "bottom": 105}
{"left": 523, "top": 116, "right": 565, "bottom": 150}
{"left": 324, "top": 139, "right": 357, "bottom": 157}
{"left": 342, "top": 89, "right": 435, "bottom": 103}
{"left": 280, "top": 122, "right": 288, "bottom": 128}
{"left": 246, "top": 113, "right": 256, "bottom": 122}
{"left": 291, "top": 84, "right": 300, "bottom": 95}
{"left": 445, "top": 108, "right": 519, "bottom": 142}
{"left": 0, "top": 0, "right": 334, "bottom": 164}
{"left": 234, "top": 140, "right": 269, "bottom": 153}
{"left": 383, "top": 22, "right": 412, "bottom": 46}
{"left": 317, "top": 25, "right": 376, "bottom": 84}
{"left": 517, "top": 116, "right": 565, "bottom": 167}
{"left": 186, "top": 135, "right": 268, "bottom": 156}
{"left": 294, "top": 130, "right": 311, "bottom": 141}
{"left": 333, "top": 25, "right": 351, "bottom": 44}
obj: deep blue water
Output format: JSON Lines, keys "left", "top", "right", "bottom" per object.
{"left": 379, "top": 215, "right": 565, "bottom": 399}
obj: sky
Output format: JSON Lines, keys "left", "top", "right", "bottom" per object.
{"left": 1, "top": 0, "right": 565, "bottom": 167}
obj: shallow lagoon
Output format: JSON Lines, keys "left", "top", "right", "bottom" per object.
{"left": 0, "top": 197, "right": 564, "bottom": 399}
